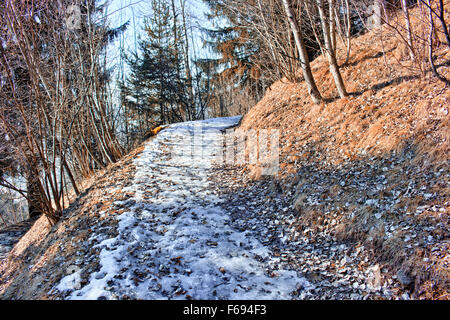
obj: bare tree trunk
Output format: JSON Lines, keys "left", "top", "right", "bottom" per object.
{"left": 62, "top": 156, "right": 79, "bottom": 196}
{"left": 282, "top": 0, "right": 322, "bottom": 104}
{"left": 25, "top": 166, "right": 42, "bottom": 219}
{"left": 180, "top": 0, "right": 195, "bottom": 121}
{"left": 333, "top": 0, "right": 352, "bottom": 65}
{"left": 316, "top": 0, "right": 348, "bottom": 98}
{"left": 329, "top": 0, "right": 337, "bottom": 53}
{"left": 427, "top": 0, "right": 450, "bottom": 84}
{"left": 336, "top": 0, "right": 352, "bottom": 65}
{"left": 401, "top": 0, "right": 415, "bottom": 60}
{"left": 343, "top": 0, "right": 352, "bottom": 65}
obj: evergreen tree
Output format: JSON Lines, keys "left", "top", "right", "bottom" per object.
{"left": 121, "top": 0, "right": 193, "bottom": 143}
{"left": 201, "top": 1, "right": 271, "bottom": 102}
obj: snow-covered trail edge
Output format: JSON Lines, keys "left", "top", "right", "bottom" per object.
{"left": 56, "top": 116, "right": 312, "bottom": 300}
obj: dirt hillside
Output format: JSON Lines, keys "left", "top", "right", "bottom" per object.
{"left": 238, "top": 4, "right": 449, "bottom": 299}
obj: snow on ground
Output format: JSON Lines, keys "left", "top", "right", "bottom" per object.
{"left": 56, "top": 116, "right": 312, "bottom": 300}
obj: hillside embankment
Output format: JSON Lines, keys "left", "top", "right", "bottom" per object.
{"left": 236, "top": 4, "right": 449, "bottom": 299}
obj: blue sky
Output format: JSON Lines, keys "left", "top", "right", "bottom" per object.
{"left": 104, "top": 0, "right": 213, "bottom": 69}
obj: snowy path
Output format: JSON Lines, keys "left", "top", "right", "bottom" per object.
{"left": 57, "top": 117, "right": 311, "bottom": 300}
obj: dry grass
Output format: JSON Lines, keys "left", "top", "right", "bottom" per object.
{"left": 240, "top": 2, "right": 449, "bottom": 171}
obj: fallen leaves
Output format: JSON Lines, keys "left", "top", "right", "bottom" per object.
{"left": 170, "top": 256, "right": 183, "bottom": 265}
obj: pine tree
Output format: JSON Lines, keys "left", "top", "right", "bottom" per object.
{"left": 122, "top": 0, "right": 186, "bottom": 132}
{"left": 202, "top": 1, "right": 270, "bottom": 101}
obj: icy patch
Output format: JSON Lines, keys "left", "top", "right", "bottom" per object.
{"left": 55, "top": 116, "right": 312, "bottom": 299}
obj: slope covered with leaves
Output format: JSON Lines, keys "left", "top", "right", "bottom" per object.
{"left": 238, "top": 5, "right": 449, "bottom": 299}
{"left": 0, "top": 145, "right": 143, "bottom": 299}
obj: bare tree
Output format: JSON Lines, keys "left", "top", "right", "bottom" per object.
{"left": 343, "top": 0, "right": 352, "bottom": 64}
{"left": 282, "top": 0, "right": 323, "bottom": 104}
{"left": 420, "top": 0, "right": 450, "bottom": 47}
{"left": 401, "top": 0, "right": 416, "bottom": 60}
{"left": 315, "top": 0, "right": 349, "bottom": 98}
{"left": 427, "top": 0, "right": 450, "bottom": 84}
{"left": 0, "top": 0, "right": 124, "bottom": 224}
